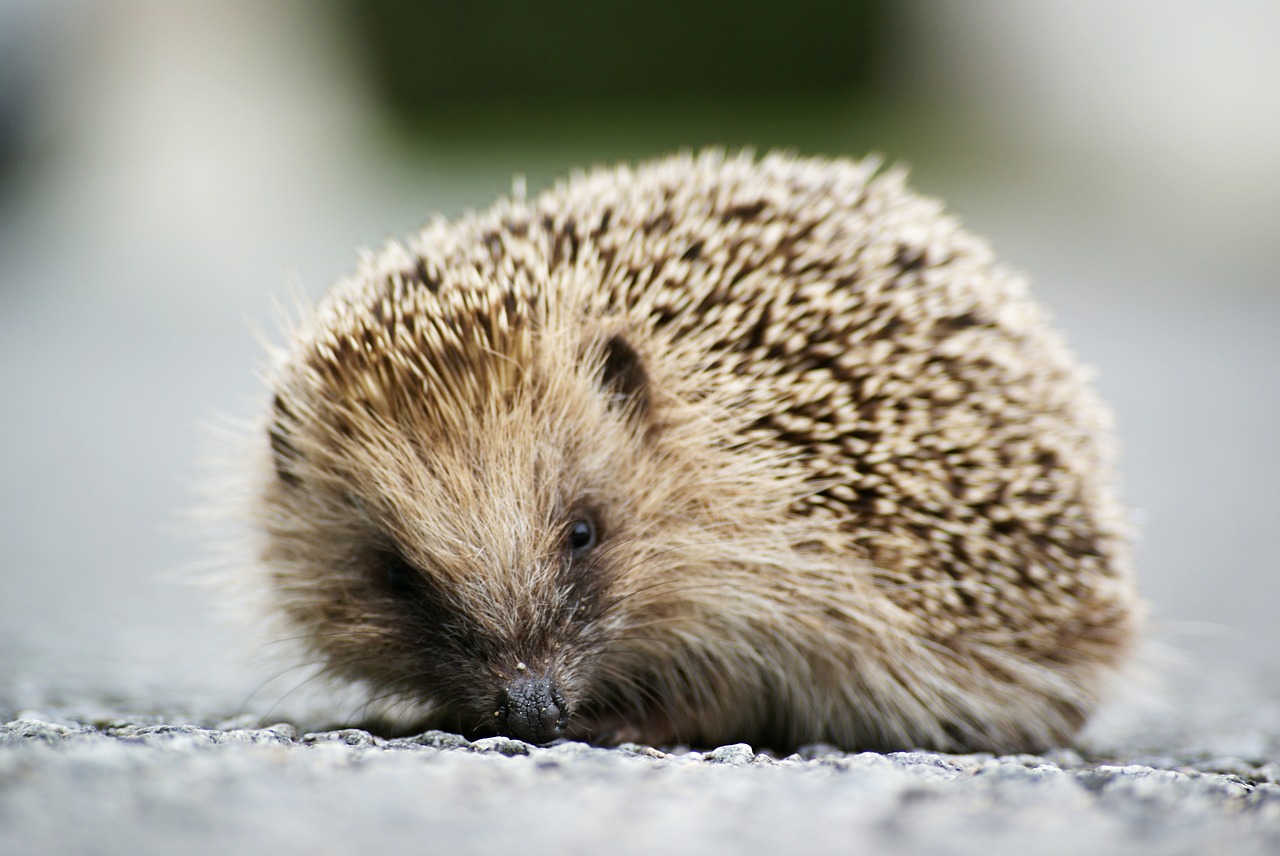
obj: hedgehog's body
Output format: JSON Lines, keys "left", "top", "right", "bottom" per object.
{"left": 254, "top": 151, "right": 1139, "bottom": 752}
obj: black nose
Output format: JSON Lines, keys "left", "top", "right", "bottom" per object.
{"left": 494, "top": 675, "right": 567, "bottom": 744}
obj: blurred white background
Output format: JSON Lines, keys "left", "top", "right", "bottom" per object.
{"left": 1, "top": 0, "right": 1276, "bottom": 734}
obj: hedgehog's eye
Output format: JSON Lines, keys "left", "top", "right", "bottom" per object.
{"left": 565, "top": 518, "right": 597, "bottom": 557}
{"left": 381, "top": 549, "right": 419, "bottom": 595}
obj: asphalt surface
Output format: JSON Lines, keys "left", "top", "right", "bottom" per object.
{"left": 4, "top": 712, "right": 1280, "bottom": 856}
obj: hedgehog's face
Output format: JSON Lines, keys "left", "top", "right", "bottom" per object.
{"left": 259, "top": 320, "right": 770, "bottom": 745}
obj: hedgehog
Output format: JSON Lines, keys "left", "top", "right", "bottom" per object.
{"left": 245, "top": 150, "right": 1140, "bottom": 753}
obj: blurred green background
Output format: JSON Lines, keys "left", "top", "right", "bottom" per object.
{"left": 339, "top": 0, "right": 913, "bottom": 187}
{"left": 0, "top": 0, "right": 1276, "bottom": 737}
{"left": 353, "top": 1, "right": 890, "bottom": 105}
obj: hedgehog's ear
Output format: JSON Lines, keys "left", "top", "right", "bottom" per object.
{"left": 269, "top": 393, "right": 304, "bottom": 488}
{"left": 591, "top": 333, "right": 650, "bottom": 422}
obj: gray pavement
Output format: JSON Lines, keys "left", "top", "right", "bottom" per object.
{"left": 4, "top": 715, "right": 1280, "bottom": 856}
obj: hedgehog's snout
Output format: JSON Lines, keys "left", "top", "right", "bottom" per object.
{"left": 494, "top": 674, "right": 568, "bottom": 744}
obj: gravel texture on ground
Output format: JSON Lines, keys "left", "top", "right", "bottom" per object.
{"left": 4, "top": 710, "right": 1279, "bottom": 856}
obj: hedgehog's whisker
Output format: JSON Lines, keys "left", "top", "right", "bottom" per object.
{"left": 246, "top": 651, "right": 390, "bottom": 723}
{"left": 234, "top": 659, "right": 323, "bottom": 718}
{"left": 238, "top": 638, "right": 405, "bottom": 713}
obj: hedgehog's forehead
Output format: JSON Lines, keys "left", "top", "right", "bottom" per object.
{"left": 301, "top": 278, "right": 584, "bottom": 430}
